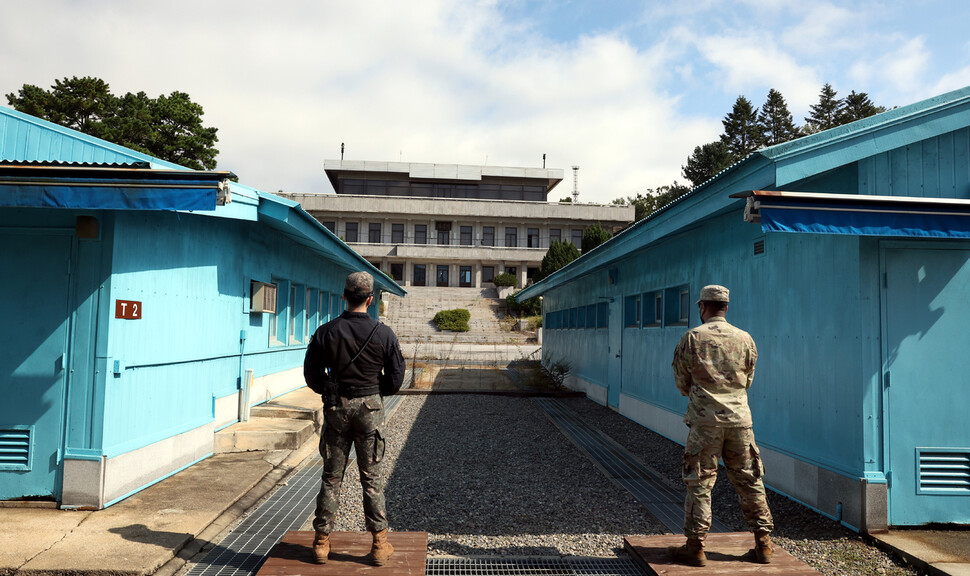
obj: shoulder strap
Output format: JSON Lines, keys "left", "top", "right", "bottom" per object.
{"left": 334, "top": 320, "right": 381, "bottom": 381}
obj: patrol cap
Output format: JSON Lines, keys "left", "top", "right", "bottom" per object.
{"left": 697, "top": 284, "right": 729, "bottom": 303}
{"left": 344, "top": 271, "right": 374, "bottom": 300}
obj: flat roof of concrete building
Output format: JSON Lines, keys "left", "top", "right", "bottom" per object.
{"left": 323, "top": 159, "right": 564, "bottom": 192}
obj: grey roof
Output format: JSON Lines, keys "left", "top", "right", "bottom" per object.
{"left": 323, "top": 159, "right": 564, "bottom": 191}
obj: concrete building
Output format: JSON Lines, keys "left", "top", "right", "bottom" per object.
{"left": 517, "top": 86, "right": 970, "bottom": 530}
{"left": 282, "top": 160, "right": 635, "bottom": 289}
{"left": 0, "top": 106, "right": 404, "bottom": 508}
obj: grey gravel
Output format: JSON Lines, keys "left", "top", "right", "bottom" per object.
{"left": 300, "top": 394, "right": 917, "bottom": 575}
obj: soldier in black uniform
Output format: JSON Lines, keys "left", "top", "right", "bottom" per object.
{"left": 304, "top": 271, "right": 405, "bottom": 565}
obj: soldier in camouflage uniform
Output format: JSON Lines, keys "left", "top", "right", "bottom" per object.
{"left": 304, "top": 272, "right": 405, "bottom": 566}
{"left": 668, "top": 285, "right": 773, "bottom": 567}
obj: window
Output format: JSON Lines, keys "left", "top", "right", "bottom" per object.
{"left": 459, "top": 266, "right": 472, "bottom": 287}
{"left": 527, "top": 267, "right": 539, "bottom": 281}
{"left": 527, "top": 228, "right": 539, "bottom": 248}
{"left": 586, "top": 304, "right": 596, "bottom": 328}
{"left": 289, "top": 284, "right": 306, "bottom": 344}
{"left": 413, "top": 264, "right": 426, "bottom": 286}
{"left": 577, "top": 305, "right": 586, "bottom": 329}
{"left": 323, "top": 221, "right": 336, "bottom": 233}
{"left": 436, "top": 265, "right": 449, "bottom": 287}
{"left": 505, "top": 227, "right": 517, "bottom": 247}
{"left": 505, "top": 266, "right": 516, "bottom": 278}
{"left": 269, "top": 279, "right": 288, "bottom": 346}
{"left": 482, "top": 226, "right": 495, "bottom": 246}
{"left": 664, "top": 284, "right": 691, "bottom": 326}
{"left": 391, "top": 223, "right": 404, "bottom": 243}
{"left": 596, "top": 301, "right": 609, "bottom": 328}
{"left": 345, "top": 222, "right": 359, "bottom": 243}
{"left": 437, "top": 229, "right": 450, "bottom": 245}
{"left": 319, "top": 291, "right": 329, "bottom": 326}
{"left": 550, "top": 229, "right": 561, "bottom": 244}
{"left": 569, "top": 307, "right": 578, "bottom": 329}
{"left": 414, "top": 224, "right": 427, "bottom": 244}
{"left": 390, "top": 263, "right": 404, "bottom": 282}
{"left": 305, "top": 287, "right": 316, "bottom": 342}
{"left": 644, "top": 291, "right": 663, "bottom": 327}
{"left": 460, "top": 226, "right": 473, "bottom": 246}
{"left": 571, "top": 229, "right": 583, "bottom": 249}
{"left": 369, "top": 223, "right": 382, "bottom": 243}
{"left": 624, "top": 294, "right": 641, "bottom": 327}
{"left": 482, "top": 266, "right": 494, "bottom": 282}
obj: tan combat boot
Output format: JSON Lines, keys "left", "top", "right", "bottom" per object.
{"left": 312, "top": 531, "right": 330, "bottom": 564}
{"left": 667, "top": 537, "right": 706, "bottom": 567}
{"left": 368, "top": 529, "right": 394, "bottom": 566}
{"left": 753, "top": 530, "right": 773, "bottom": 564}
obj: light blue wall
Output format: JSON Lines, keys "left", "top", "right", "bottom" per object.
{"left": 100, "top": 210, "right": 352, "bottom": 458}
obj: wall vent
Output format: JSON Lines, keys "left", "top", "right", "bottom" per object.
{"left": 753, "top": 238, "right": 766, "bottom": 255}
{"left": 918, "top": 449, "right": 970, "bottom": 494}
{"left": 0, "top": 428, "right": 31, "bottom": 470}
{"left": 250, "top": 281, "right": 278, "bottom": 314}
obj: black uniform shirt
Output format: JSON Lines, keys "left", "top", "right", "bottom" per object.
{"left": 304, "top": 311, "right": 405, "bottom": 398}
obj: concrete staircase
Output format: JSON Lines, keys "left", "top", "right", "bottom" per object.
{"left": 214, "top": 387, "right": 322, "bottom": 453}
{"left": 382, "top": 286, "right": 533, "bottom": 344}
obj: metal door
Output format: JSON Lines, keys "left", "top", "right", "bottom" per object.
{"left": 882, "top": 245, "right": 970, "bottom": 525}
{"left": 0, "top": 231, "right": 72, "bottom": 500}
{"left": 607, "top": 298, "right": 622, "bottom": 408}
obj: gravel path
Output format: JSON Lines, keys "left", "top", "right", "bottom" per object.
{"left": 300, "top": 393, "right": 917, "bottom": 575}
{"left": 559, "top": 397, "right": 918, "bottom": 576}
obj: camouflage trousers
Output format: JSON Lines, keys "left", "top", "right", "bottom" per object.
{"left": 313, "top": 394, "right": 388, "bottom": 534}
{"left": 682, "top": 425, "right": 773, "bottom": 539}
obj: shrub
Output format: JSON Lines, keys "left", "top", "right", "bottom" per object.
{"left": 493, "top": 272, "right": 517, "bottom": 287}
{"left": 541, "top": 359, "right": 570, "bottom": 389}
{"left": 433, "top": 308, "right": 471, "bottom": 332}
{"left": 506, "top": 291, "right": 541, "bottom": 317}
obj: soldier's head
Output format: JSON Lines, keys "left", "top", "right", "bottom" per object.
{"left": 344, "top": 271, "right": 374, "bottom": 310}
{"left": 697, "top": 284, "right": 729, "bottom": 322}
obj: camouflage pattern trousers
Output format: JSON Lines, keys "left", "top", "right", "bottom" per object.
{"left": 313, "top": 394, "right": 388, "bottom": 534}
{"left": 682, "top": 425, "right": 773, "bottom": 539}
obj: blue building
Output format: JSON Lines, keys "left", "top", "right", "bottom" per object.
{"left": 0, "top": 106, "right": 405, "bottom": 509}
{"left": 518, "top": 87, "right": 970, "bottom": 531}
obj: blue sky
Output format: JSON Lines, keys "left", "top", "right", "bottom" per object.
{"left": 3, "top": 0, "right": 970, "bottom": 203}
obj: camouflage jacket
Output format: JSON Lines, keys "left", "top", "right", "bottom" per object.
{"left": 672, "top": 316, "right": 757, "bottom": 427}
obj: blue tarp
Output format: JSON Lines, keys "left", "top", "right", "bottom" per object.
{"left": 760, "top": 206, "right": 970, "bottom": 238}
{"left": 0, "top": 181, "right": 217, "bottom": 211}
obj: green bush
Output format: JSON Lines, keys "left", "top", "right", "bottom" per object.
{"left": 433, "top": 308, "right": 471, "bottom": 332}
{"left": 493, "top": 272, "right": 517, "bottom": 287}
{"left": 506, "top": 291, "right": 541, "bottom": 317}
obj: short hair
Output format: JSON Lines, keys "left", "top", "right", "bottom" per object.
{"left": 344, "top": 271, "right": 374, "bottom": 307}
{"left": 701, "top": 300, "right": 728, "bottom": 312}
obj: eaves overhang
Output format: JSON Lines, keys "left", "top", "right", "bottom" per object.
{"left": 255, "top": 191, "right": 406, "bottom": 297}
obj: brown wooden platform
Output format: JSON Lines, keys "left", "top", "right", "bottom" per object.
{"left": 257, "top": 531, "right": 428, "bottom": 575}
{"left": 625, "top": 533, "right": 820, "bottom": 575}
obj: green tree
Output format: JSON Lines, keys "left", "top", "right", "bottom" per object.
{"left": 682, "top": 141, "right": 734, "bottom": 187}
{"left": 559, "top": 196, "right": 573, "bottom": 203}
{"left": 838, "top": 91, "right": 885, "bottom": 124}
{"left": 537, "top": 240, "right": 581, "bottom": 280}
{"left": 757, "top": 88, "right": 800, "bottom": 146}
{"left": 6, "top": 76, "right": 220, "bottom": 170}
{"left": 614, "top": 181, "right": 692, "bottom": 222}
{"left": 581, "top": 222, "right": 612, "bottom": 253}
{"left": 805, "top": 83, "right": 843, "bottom": 133}
{"left": 720, "top": 95, "right": 763, "bottom": 158}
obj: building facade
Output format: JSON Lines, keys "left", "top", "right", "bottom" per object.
{"left": 517, "top": 86, "right": 970, "bottom": 531}
{"left": 283, "top": 160, "right": 635, "bottom": 289}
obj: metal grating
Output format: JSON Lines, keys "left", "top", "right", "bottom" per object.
{"left": 533, "top": 398, "right": 730, "bottom": 534}
{"left": 753, "top": 238, "right": 765, "bottom": 255}
{"left": 918, "top": 449, "right": 970, "bottom": 493}
{"left": 0, "top": 428, "right": 30, "bottom": 469}
{"left": 184, "top": 388, "right": 409, "bottom": 576}
{"left": 426, "top": 557, "right": 645, "bottom": 576}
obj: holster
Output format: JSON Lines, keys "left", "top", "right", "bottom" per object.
{"left": 323, "top": 377, "right": 340, "bottom": 408}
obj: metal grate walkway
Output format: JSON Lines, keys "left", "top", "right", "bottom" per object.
{"left": 532, "top": 397, "right": 731, "bottom": 534}
{"left": 425, "top": 557, "right": 645, "bottom": 576}
{"left": 184, "top": 392, "right": 408, "bottom": 576}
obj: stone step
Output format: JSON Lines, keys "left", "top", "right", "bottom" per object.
{"left": 214, "top": 417, "right": 316, "bottom": 453}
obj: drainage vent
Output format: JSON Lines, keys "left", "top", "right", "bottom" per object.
{"left": 426, "top": 557, "right": 645, "bottom": 576}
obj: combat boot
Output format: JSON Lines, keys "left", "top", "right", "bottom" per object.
{"left": 667, "top": 537, "right": 706, "bottom": 567}
{"left": 753, "top": 530, "right": 773, "bottom": 564}
{"left": 368, "top": 529, "right": 394, "bottom": 566}
{"left": 312, "top": 531, "right": 330, "bottom": 564}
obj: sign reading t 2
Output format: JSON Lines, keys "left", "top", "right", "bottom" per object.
{"left": 115, "top": 300, "right": 142, "bottom": 319}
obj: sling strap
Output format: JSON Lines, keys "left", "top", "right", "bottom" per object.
{"left": 332, "top": 320, "right": 381, "bottom": 384}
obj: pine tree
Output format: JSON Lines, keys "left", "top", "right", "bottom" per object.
{"left": 805, "top": 83, "right": 843, "bottom": 133}
{"left": 581, "top": 223, "right": 612, "bottom": 253}
{"left": 682, "top": 141, "right": 734, "bottom": 187}
{"left": 720, "top": 96, "right": 763, "bottom": 158}
{"left": 838, "top": 91, "right": 886, "bottom": 124}
{"left": 757, "top": 88, "right": 800, "bottom": 146}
